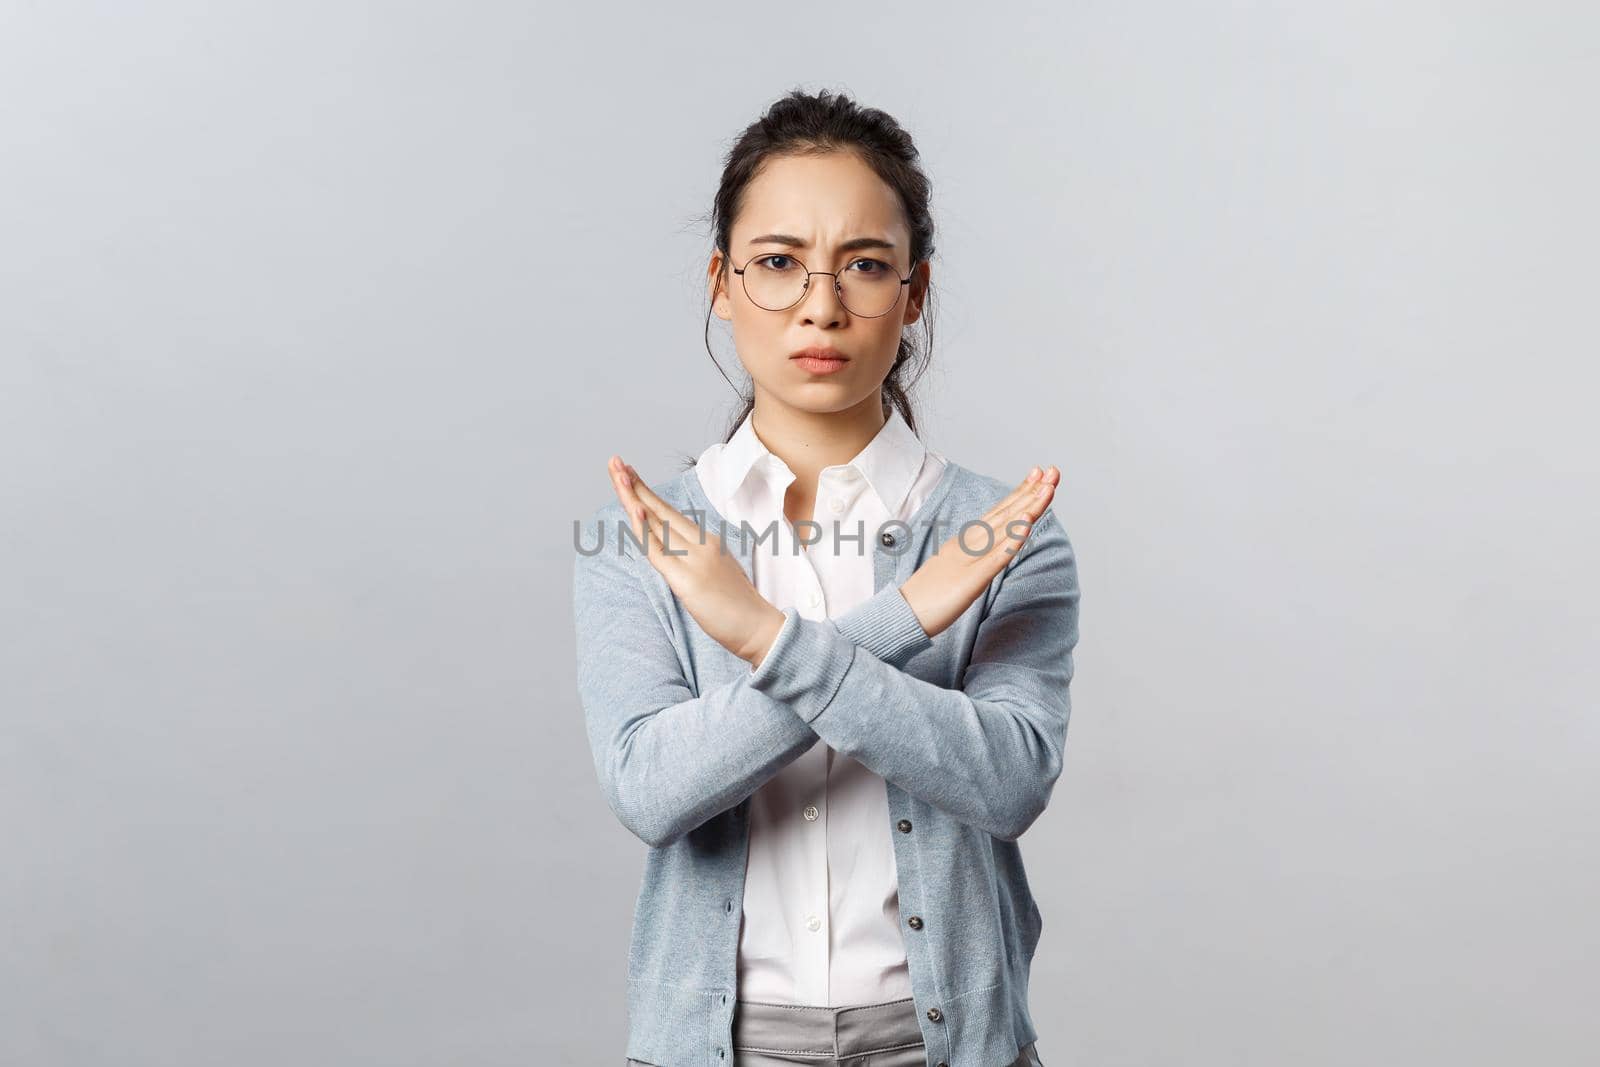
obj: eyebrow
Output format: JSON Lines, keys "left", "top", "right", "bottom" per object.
{"left": 746, "top": 233, "right": 897, "bottom": 253}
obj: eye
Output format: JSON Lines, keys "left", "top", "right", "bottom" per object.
{"left": 754, "top": 254, "right": 799, "bottom": 271}
{"left": 848, "top": 257, "right": 891, "bottom": 275}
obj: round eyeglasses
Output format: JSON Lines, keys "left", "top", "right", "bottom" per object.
{"left": 732, "top": 251, "right": 918, "bottom": 318}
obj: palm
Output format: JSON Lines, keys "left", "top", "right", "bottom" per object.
{"left": 606, "top": 457, "right": 781, "bottom": 663}
{"left": 900, "top": 465, "right": 1059, "bottom": 638}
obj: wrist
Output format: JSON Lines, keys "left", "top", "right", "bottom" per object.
{"left": 897, "top": 573, "right": 941, "bottom": 639}
{"left": 742, "top": 605, "right": 787, "bottom": 668}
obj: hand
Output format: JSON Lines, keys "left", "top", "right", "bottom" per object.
{"left": 607, "top": 456, "right": 787, "bottom": 667}
{"left": 898, "top": 465, "right": 1060, "bottom": 639}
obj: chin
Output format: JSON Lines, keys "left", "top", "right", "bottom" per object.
{"left": 775, "top": 390, "right": 880, "bottom": 416}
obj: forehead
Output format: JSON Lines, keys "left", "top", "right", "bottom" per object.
{"left": 733, "top": 152, "right": 908, "bottom": 249}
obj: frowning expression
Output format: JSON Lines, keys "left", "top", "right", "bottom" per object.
{"left": 709, "top": 150, "right": 929, "bottom": 415}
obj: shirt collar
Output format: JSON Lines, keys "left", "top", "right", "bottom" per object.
{"left": 706, "top": 408, "right": 773, "bottom": 512}
{"left": 702, "top": 405, "right": 928, "bottom": 518}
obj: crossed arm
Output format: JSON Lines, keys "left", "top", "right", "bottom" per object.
{"left": 572, "top": 503, "right": 1080, "bottom": 847}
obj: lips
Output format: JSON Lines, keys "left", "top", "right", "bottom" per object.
{"left": 790, "top": 348, "right": 851, "bottom": 375}
{"left": 790, "top": 346, "right": 849, "bottom": 362}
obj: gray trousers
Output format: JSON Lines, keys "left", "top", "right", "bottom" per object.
{"left": 628, "top": 995, "right": 1044, "bottom": 1067}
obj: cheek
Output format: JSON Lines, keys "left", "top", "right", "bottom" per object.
{"left": 728, "top": 307, "right": 782, "bottom": 346}
{"left": 727, "top": 316, "right": 787, "bottom": 378}
{"left": 867, "top": 350, "right": 902, "bottom": 381}
{"left": 853, "top": 338, "right": 902, "bottom": 383}
{"left": 866, "top": 322, "right": 906, "bottom": 365}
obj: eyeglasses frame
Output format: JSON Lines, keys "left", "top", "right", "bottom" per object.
{"left": 730, "top": 249, "right": 920, "bottom": 318}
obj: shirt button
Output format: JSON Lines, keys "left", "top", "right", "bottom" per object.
{"left": 897, "top": 819, "right": 913, "bottom": 833}
{"left": 907, "top": 915, "right": 923, "bottom": 930}
{"left": 805, "top": 913, "right": 821, "bottom": 932}
{"left": 926, "top": 1007, "right": 943, "bottom": 1023}
{"left": 828, "top": 496, "right": 845, "bottom": 514}
{"left": 806, "top": 588, "right": 823, "bottom": 609}
{"left": 803, "top": 804, "right": 819, "bottom": 821}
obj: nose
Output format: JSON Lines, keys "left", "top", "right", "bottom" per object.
{"left": 796, "top": 270, "right": 848, "bottom": 325}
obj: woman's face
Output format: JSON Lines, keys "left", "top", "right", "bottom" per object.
{"left": 709, "top": 150, "right": 929, "bottom": 417}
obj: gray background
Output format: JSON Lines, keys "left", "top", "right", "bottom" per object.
{"left": 3, "top": 3, "right": 1595, "bottom": 1065}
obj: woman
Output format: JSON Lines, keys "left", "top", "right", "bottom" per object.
{"left": 573, "top": 89, "right": 1081, "bottom": 1067}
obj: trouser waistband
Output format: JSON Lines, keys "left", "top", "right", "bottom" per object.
{"left": 732, "top": 995, "right": 922, "bottom": 1058}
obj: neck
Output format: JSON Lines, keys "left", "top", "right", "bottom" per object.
{"left": 748, "top": 391, "right": 887, "bottom": 489}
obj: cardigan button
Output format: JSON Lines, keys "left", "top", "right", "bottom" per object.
{"left": 907, "top": 915, "right": 923, "bottom": 930}
{"left": 880, "top": 530, "right": 896, "bottom": 547}
{"left": 897, "top": 819, "right": 913, "bottom": 833}
{"left": 926, "top": 1006, "right": 943, "bottom": 1023}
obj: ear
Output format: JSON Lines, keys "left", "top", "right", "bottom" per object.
{"left": 901, "top": 260, "right": 930, "bottom": 327}
{"left": 708, "top": 252, "right": 733, "bottom": 322}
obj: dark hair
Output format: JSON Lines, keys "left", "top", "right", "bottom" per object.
{"left": 675, "top": 87, "right": 939, "bottom": 472}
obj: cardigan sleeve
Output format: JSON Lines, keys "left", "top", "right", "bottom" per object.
{"left": 573, "top": 503, "right": 824, "bottom": 848}
{"left": 573, "top": 500, "right": 962, "bottom": 845}
{"left": 739, "top": 585, "right": 932, "bottom": 675}
{"left": 826, "top": 582, "right": 935, "bottom": 668}
{"left": 746, "top": 508, "right": 1081, "bottom": 841}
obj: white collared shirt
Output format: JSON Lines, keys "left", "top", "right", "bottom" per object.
{"left": 692, "top": 406, "right": 949, "bottom": 1007}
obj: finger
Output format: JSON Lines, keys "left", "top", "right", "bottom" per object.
{"left": 607, "top": 457, "right": 634, "bottom": 520}
{"left": 624, "top": 464, "right": 693, "bottom": 525}
{"left": 1025, "top": 466, "right": 1058, "bottom": 508}
{"left": 993, "top": 470, "right": 1058, "bottom": 558}
{"left": 979, "top": 466, "right": 1045, "bottom": 526}
{"left": 961, "top": 467, "right": 1050, "bottom": 566}
{"left": 618, "top": 474, "right": 673, "bottom": 568}
{"left": 998, "top": 464, "right": 1056, "bottom": 513}
{"left": 624, "top": 463, "right": 705, "bottom": 551}
{"left": 1013, "top": 471, "right": 1057, "bottom": 526}
{"left": 1004, "top": 479, "right": 1056, "bottom": 559}
{"left": 612, "top": 460, "right": 700, "bottom": 573}
{"left": 608, "top": 457, "right": 647, "bottom": 530}
{"left": 989, "top": 464, "right": 1056, "bottom": 530}
{"left": 991, "top": 512, "right": 1039, "bottom": 561}
{"left": 610, "top": 459, "right": 667, "bottom": 566}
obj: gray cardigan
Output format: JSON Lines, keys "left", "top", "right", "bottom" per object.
{"left": 572, "top": 457, "right": 1081, "bottom": 1067}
